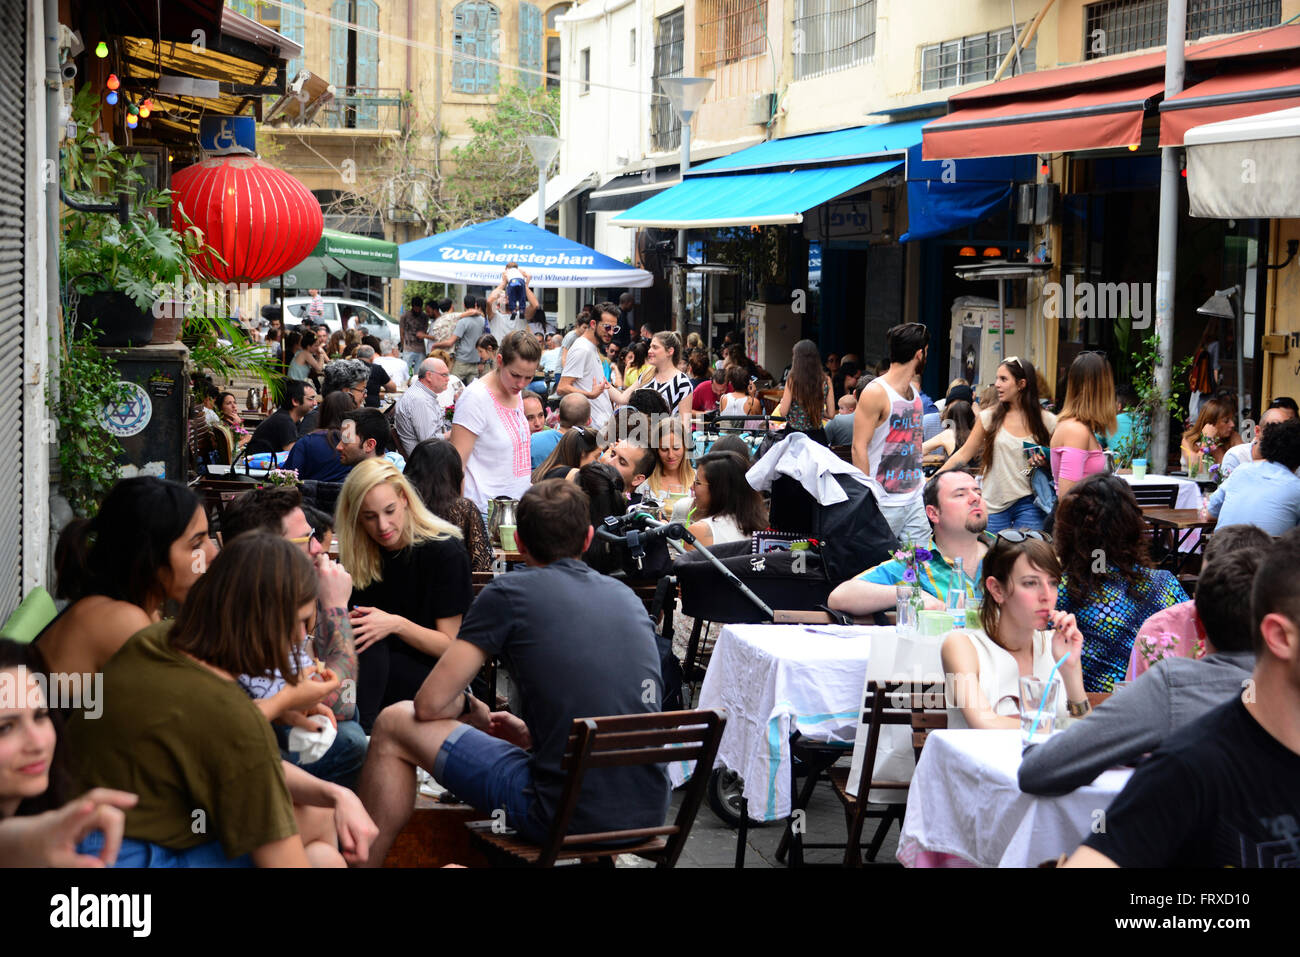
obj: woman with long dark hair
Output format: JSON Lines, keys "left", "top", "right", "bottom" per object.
{"left": 284, "top": 390, "right": 357, "bottom": 483}
{"left": 938, "top": 356, "right": 1058, "bottom": 532}
{"left": 532, "top": 426, "right": 601, "bottom": 483}
{"left": 774, "top": 339, "right": 834, "bottom": 438}
{"left": 922, "top": 399, "right": 975, "bottom": 461}
{"left": 1180, "top": 395, "right": 1242, "bottom": 475}
{"left": 1050, "top": 352, "right": 1119, "bottom": 498}
{"left": 403, "top": 438, "right": 493, "bottom": 571}
{"left": 685, "top": 451, "right": 767, "bottom": 548}
{"left": 36, "top": 478, "right": 218, "bottom": 678}
{"left": 576, "top": 461, "right": 627, "bottom": 574}
{"left": 1054, "top": 473, "right": 1188, "bottom": 692}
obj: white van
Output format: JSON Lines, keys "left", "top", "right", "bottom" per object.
{"left": 282, "top": 296, "right": 401, "bottom": 347}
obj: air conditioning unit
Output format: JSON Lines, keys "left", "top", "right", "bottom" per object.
{"left": 1016, "top": 183, "right": 1058, "bottom": 225}
{"left": 746, "top": 92, "right": 776, "bottom": 126}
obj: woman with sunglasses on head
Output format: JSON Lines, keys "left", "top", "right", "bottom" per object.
{"left": 403, "top": 438, "right": 493, "bottom": 572}
{"left": 1179, "top": 395, "right": 1243, "bottom": 476}
{"left": 1050, "top": 352, "right": 1119, "bottom": 498}
{"left": 942, "top": 532, "right": 1090, "bottom": 730}
{"left": 938, "top": 356, "right": 1057, "bottom": 532}
{"left": 532, "top": 426, "right": 601, "bottom": 483}
{"left": 1053, "top": 473, "right": 1187, "bottom": 692}
{"left": 607, "top": 331, "right": 695, "bottom": 426}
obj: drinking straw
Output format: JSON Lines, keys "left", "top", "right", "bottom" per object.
{"left": 1026, "top": 650, "right": 1071, "bottom": 742}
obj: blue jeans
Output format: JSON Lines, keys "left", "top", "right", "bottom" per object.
{"left": 433, "top": 723, "right": 542, "bottom": 843}
{"left": 986, "top": 494, "right": 1047, "bottom": 533}
{"left": 78, "top": 831, "right": 253, "bottom": 868}
{"left": 277, "top": 718, "right": 368, "bottom": 791}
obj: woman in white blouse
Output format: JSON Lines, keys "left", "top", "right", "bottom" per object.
{"left": 942, "top": 532, "right": 1091, "bottom": 730}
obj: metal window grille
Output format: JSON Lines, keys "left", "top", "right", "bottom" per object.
{"left": 452, "top": 0, "right": 501, "bottom": 93}
{"left": 697, "top": 0, "right": 768, "bottom": 73}
{"left": 520, "top": 2, "right": 543, "bottom": 87}
{"left": 0, "top": 0, "right": 23, "bottom": 621}
{"left": 793, "top": 0, "right": 876, "bottom": 81}
{"left": 1084, "top": 0, "right": 1280, "bottom": 58}
{"left": 651, "top": 9, "right": 684, "bottom": 151}
{"left": 920, "top": 25, "right": 1036, "bottom": 91}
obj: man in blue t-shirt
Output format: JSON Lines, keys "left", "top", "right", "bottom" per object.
{"left": 355, "top": 479, "right": 670, "bottom": 865}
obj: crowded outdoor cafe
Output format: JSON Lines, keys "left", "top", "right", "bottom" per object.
{"left": 4, "top": 313, "right": 1296, "bottom": 877}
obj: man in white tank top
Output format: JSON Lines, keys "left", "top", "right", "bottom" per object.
{"left": 852, "top": 323, "right": 930, "bottom": 546}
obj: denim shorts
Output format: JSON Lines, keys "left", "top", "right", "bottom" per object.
{"left": 78, "top": 830, "right": 253, "bottom": 868}
{"left": 434, "top": 723, "right": 541, "bottom": 842}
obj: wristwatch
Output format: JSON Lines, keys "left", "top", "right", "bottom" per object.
{"left": 1067, "top": 698, "right": 1091, "bottom": 717}
{"left": 460, "top": 690, "right": 473, "bottom": 716}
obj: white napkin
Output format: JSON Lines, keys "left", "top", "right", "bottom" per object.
{"left": 287, "top": 713, "right": 337, "bottom": 765}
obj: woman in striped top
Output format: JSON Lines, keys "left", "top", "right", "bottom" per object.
{"left": 609, "top": 331, "right": 694, "bottom": 425}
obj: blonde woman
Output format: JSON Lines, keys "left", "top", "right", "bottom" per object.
{"left": 337, "top": 457, "right": 474, "bottom": 732}
{"left": 1050, "top": 352, "right": 1119, "bottom": 498}
{"left": 646, "top": 416, "right": 695, "bottom": 507}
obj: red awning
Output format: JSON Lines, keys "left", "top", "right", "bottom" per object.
{"left": 1160, "top": 62, "right": 1300, "bottom": 145}
{"left": 923, "top": 22, "right": 1300, "bottom": 161}
{"left": 923, "top": 81, "right": 1164, "bottom": 159}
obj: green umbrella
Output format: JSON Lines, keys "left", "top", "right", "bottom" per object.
{"left": 266, "top": 228, "right": 400, "bottom": 289}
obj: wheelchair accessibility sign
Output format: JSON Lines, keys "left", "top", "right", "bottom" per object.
{"left": 100, "top": 382, "right": 152, "bottom": 438}
{"left": 198, "top": 115, "right": 256, "bottom": 155}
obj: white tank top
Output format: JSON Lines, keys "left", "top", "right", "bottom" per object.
{"left": 865, "top": 378, "right": 924, "bottom": 506}
{"left": 945, "top": 629, "right": 1070, "bottom": 730}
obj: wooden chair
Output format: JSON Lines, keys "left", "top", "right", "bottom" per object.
{"left": 466, "top": 708, "right": 726, "bottom": 867}
{"left": 824, "top": 680, "right": 948, "bottom": 866}
{"left": 829, "top": 444, "right": 854, "bottom": 463}
{"left": 1130, "top": 483, "right": 1180, "bottom": 508}
{"left": 186, "top": 413, "right": 216, "bottom": 478}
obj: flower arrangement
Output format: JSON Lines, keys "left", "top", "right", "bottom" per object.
{"left": 894, "top": 540, "right": 933, "bottom": 625}
{"left": 262, "top": 468, "right": 300, "bottom": 488}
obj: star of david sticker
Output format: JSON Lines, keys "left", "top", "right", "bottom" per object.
{"left": 107, "top": 395, "right": 143, "bottom": 426}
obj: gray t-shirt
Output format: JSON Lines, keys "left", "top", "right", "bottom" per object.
{"left": 452, "top": 313, "right": 484, "bottom": 364}
{"left": 824, "top": 412, "right": 855, "bottom": 446}
{"left": 457, "top": 558, "right": 670, "bottom": 839}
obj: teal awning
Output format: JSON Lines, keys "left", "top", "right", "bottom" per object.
{"left": 266, "top": 228, "right": 399, "bottom": 288}
{"left": 612, "top": 118, "right": 926, "bottom": 229}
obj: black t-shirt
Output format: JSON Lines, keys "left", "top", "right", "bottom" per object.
{"left": 1084, "top": 698, "right": 1300, "bottom": 867}
{"left": 365, "top": 362, "right": 392, "bottom": 408}
{"left": 350, "top": 537, "right": 473, "bottom": 634}
{"left": 457, "top": 558, "right": 670, "bottom": 838}
{"left": 249, "top": 410, "right": 298, "bottom": 455}
{"left": 297, "top": 408, "right": 319, "bottom": 436}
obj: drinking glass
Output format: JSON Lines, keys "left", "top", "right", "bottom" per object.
{"left": 1019, "top": 675, "right": 1062, "bottom": 744}
{"left": 895, "top": 584, "right": 917, "bottom": 634}
{"left": 1132, "top": 458, "right": 1148, "bottom": 480}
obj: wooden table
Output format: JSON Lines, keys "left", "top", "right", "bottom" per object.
{"left": 1141, "top": 507, "right": 1216, "bottom": 574}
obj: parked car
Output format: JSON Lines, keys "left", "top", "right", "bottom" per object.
{"left": 282, "top": 296, "right": 401, "bottom": 346}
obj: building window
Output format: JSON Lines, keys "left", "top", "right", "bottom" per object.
{"left": 280, "top": 0, "right": 306, "bottom": 80}
{"left": 453, "top": 0, "right": 501, "bottom": 93}
{"left": 792, "top": 0, "right": 875, "bottom": 81}
{"left": 580, "top": 47, "right": 590, "bottom": 94}
{"left": 651, "top": 9, "right": 685, "bottom": 152}
{"left": 544, "top": 4, "right": 571, "bottom": 90}
{"left": 327, "top": 0, "right": 381, "bottom": 127}
{"left": 520, "top": 2, "right": 543, "bottom": 87}
{"left": 630, "top": 28, "right": 637, "bottom": 64}
{"left": 697, "top": 0, "right": 768, "bottom": 73}
{"left": 1083, "top": 0, "right": 1280, "bottom": 59}
{"left": 920, "top": 25, "right": 1036, "bottom": 91}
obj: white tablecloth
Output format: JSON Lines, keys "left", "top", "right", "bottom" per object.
{"left": 898, "top": 729, "right": 1133, "bottom": 868}
{"left": 1120, "top": 472, "right": 1202, "bottom": 550}
{"left": 669, "top": 623, "right": 884, "bottom": 821}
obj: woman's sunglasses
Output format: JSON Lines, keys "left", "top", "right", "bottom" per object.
{"left": 996, "top": 529, "right": 1053, "bottom": 544}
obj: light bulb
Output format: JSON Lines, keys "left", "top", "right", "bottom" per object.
{"left": 139, "top": 106, "right": 151, "bottom": 118}
{"left": 126, "top": 115, "right": 138, "bottom": 129}
{"left": 105, "top": 91, "right": 118, "bottom": 105}
{"left": 106, "top": 74, "right": 120, "bottom": 91}
{"left": 95, "top": 41, "right": 108, "bottom": 58}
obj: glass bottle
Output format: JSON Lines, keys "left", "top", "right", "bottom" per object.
{"left": 947, "top": 557, "right": 967, "bottom": 631}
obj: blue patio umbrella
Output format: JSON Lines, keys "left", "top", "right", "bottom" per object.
{"left": 398, "top": 216, "right": 653, "bottom": 287}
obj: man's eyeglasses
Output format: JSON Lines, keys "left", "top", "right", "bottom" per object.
{"left": 288, "top": 529, "right": 317, "bottom": 545}
{"left": 996, "top": 529, "right": 1053, "bottom": 544}
{"left": 599, "top": 324, "right": 620, "bottom": 334}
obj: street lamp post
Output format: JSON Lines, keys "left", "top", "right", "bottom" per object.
{"left": 658, "top": 76, "right": 714, "bottom": 337}
{"left": 524, "top": 134, "right": 562, "bottom": 232}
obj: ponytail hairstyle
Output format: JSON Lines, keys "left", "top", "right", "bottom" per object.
{"left": 54, "top": 477, "right": 201, "bottom": 613}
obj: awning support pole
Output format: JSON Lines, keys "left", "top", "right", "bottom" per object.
{"left": 1151, "top": 0, "right": 1186, "bottom": 475}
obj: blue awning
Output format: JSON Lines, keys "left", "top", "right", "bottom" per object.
{"left": 900, "top": 143, "right": 1034, "bottom": 243}
{"left": 612, "top": 119, "right": 927, "bottom": 229}
{"left": 610, "top": 160, "right": 901, "bottom": 228}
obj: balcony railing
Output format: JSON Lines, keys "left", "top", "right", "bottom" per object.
{"left": 315, "top": 87, "right": 409, "bottom": 132}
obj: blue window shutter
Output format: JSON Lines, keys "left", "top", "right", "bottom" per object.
{"left": 453, "top": 1, "right": 500, "bottom": 93}
{"left": 226, "top": 0, "right": 258, "bottom": 18}
{"left": 519, "top": 3, "right": 542, "bottom": 88}
{"left": 356, "top": 0, "right": 380, "bottom": 126}
{"left": 282, "top": 0, "right": 306, "bottom": 80}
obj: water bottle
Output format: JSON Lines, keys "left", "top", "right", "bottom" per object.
{"left": 947, "top": 557, "right": 967, "bottom": 631}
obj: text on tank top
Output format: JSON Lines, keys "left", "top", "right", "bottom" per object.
{"left": 867, "top": 379, "right": 924, "bottom": 497}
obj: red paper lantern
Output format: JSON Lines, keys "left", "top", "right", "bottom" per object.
{"left": 170, "top": 156, "right": 323, "bottom": 283}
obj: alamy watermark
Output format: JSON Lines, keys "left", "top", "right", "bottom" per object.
{"left": 1042, "top": 276, "right": 1152, "bottom": 329}
{"left": 0, "top": 666, "right": 102, "bottom": 719}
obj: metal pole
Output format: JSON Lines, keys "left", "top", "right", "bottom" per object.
{"left": 1234, "top": 286, "right": 1245, "bottom": 427}
{"left": 998, "top": 278, "right": 1006, "bottom": 360}
{"left": 537, "top": 161, "right": 546, "bottom": 233}
{"left": 676, "top": 120, "right": 691, "bottom": 338}
{"left": 1150, "top": 0, "right": 1186, "bottom": 475}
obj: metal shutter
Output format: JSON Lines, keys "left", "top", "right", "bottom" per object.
{"left": 0, "top": 0, "right": 23, "bottom": 616}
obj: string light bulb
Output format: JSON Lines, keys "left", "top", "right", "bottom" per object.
{"left": 105, "top": 91, "right": 118, "bottom": 105}
{"left": 94, "top": 41, "right": 108, "bottom": 58}
{"left": 106, "top": 74, "right": 120, "bottom": 91}
{"left": 1128, "top": 143, "right": 1139, "bottom": 151}
{"left": 139, "top": 105, "right": 151, "bottom": 118}
{"left": 126, "top": 114, "right": 138, "bottom": 129}
{"left": 1039, "top": 157, "right": 1050, "bottom": 176}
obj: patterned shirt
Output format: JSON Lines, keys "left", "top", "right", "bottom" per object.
{"left": 1058, "top": 567, "right": 1188, "bottom": 694}
{"left": 400, "top": 309, "right": 427, "bottom": 352}
{"left": 857, "top": 535, "right": 992, "bottom": 604}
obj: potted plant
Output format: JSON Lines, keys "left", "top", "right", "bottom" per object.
{"left": 60, "top": 84, "right": 209, "bottom": 346}
{"left": 1111, "top": 332, "right": 1193, "bottom": 470}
